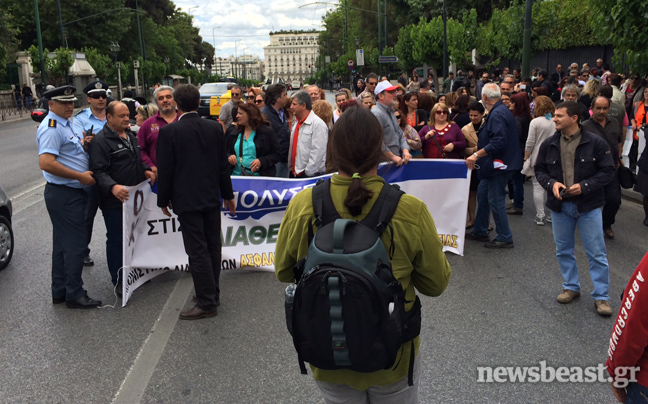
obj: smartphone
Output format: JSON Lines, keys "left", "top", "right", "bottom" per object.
{"left": 559, "top": 188, "right": 567, "bottom": 198}
{"left": 87, "top": 125, "right": 94, "bottom": 137}
{"left": 520, "top": 84, "right": 527, "bottom": 90}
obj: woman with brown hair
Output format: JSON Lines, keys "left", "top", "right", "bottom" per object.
{"left": 507, "top": 91, "right": 532, "bottom": 215}
{"left": 333, "top": 89, "right": 351, "bottom": 123}
{"left": 524, "top": 95, "right": 555, "bottom": 225}
{"left": 449, "top": 94, "right": 471, "bottom": 128}
{"left": 227, "top": 101, "right": 280, "bottom": 177}
{"left": 400, "top": 92, "right": 428, "bottom": 133}
{"left": 418, "top": 102, "right": 466, "bottom": 159}
{"left": 462, "top": 101, "right": 485, "bottom": 228}
{"left": 274, "top": 106, "right": 451, "bottom": 403}
{"left": 395, "top": 108, "right": 422, "bottom": 158}
{"left": 443, "top": 91, "right": 457, "bottom": 112}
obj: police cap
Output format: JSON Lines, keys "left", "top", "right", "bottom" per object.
{"left": 43, "top": 85, "right": 77, "bottom": 102}
{"left": 83, "top": 81, "right": 109, "bottom": 95}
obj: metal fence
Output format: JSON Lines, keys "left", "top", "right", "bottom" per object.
{"left": 0, "top": 99, "right": 26, "bottom": 121}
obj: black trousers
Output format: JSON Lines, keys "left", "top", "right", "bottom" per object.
{"left": 44, "top": 183, "right": 88, "bottom": 300}
{"left": 603, "top": 172, "right": 622, "bottom": 229}
{"left": 177, "top": 209, "right": 222, "bottom": 310}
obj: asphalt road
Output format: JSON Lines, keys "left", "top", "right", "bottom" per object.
{"left": 1, "top": 113, "right": 646, "bottom": 404}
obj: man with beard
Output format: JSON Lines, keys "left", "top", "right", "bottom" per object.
{"left": 138, "top": 86, "right": 178, "bottom": 176}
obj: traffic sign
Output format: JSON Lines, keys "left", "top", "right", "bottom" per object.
{"left": 356, "top": 49, "right": 364, "bottom": 66}
{"left": 378, "top": 56, "right": 399, "bottom": 64}
{"left": 133, "top": 60, "right": 140, "bottom": 68}
{"left": 347, "top": 59, "right": 354, "bottom": 67}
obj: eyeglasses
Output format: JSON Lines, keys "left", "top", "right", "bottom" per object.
{"left": 254, "top": 100, "right": 263, "bottom": 104}
{"left": 89, "top": 93, "right": 107, "bottom": 99}
{"left": 394, "top": 115, "right": 402, "bottom": 119}
{"left": 435, "top": 110, "right": 448, "bottom": 115}
{"left": 367, "top": 81, "right": 378, "bottom": 86}
{"left": 231, "top": 93, "right": 241, "bottom": 96}
{"left": 581, "top": 74, "right": 590, "bottom": 78}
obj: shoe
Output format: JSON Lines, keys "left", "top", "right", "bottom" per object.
{"left": 192, "top": 295, "right": 220, "bottom": 306}
{"left": 484, "top": 240, "right": 514, "bottom": 248}
{"left": 179, "top": 305, "right": 218, "bottom": 320}
{"left": 557, "top": 289, "right": 580, "bottom": 304}
{"left": 506, "top": 200, "right": 514, "bottom": 209}
{"left": 595, "top": 300, "right": 613, "bottom": 316}
{"left": 644, "top": 218, "right": 648, "bottom": 226}
{"left": 83, "top": 255, "right": 94, "bottom": 267}
{"left": 466, "top": 232, "right": 490, "bottom": 242}
{"left": 66, "top": 294, "right": 102, "bottom": 309}
{"left": 52, "top": 296, "right": 65, "bottom": 304}
{"left": 465, "top": 223, "right": 474, "bottom": 229}
{"left": 535, "top": 217, "right": 545, "bottom": 226}
{"left": 603, "top": 228, "right": 615, "bottom": 239}
{"left": 545, "top": 215, "right": 552, "bottom": 223}
{"left": 488, "top": 225, "right": 493, "bottom": 232}
{"left": 115, "top": 282, "right": 123, "bottom": 298}
{"left": 506, "top": 207, "right": 523, "bottom": 215}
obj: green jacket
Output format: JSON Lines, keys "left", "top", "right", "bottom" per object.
{"left": 275, "top": 174, "right": 452, "bottom": 390}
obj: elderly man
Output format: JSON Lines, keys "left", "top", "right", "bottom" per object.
{"left": 372, "top": 81, "right": 412, "bottom": 166}
{"left": 288, "top": 90, "right": 328, "bottom": 177}
{"left": 551, "top": 64, "right": 564, "bottom": 85}
{"left": 219, "top": 85, "right": 242, "bottom": 131}
{"left": 73, "top": 81, "right": 110, "bottom": 267}
{"left": 306, "top": 85, "right": 321, "bottom": 103}
{"left": 90, "top": 102, "right": 155, "bottom": 295}
{"left": 561, "top": 84, "right": 590, "bottom": 122}
{"left": 534, "top": 101, "right": 615, "bottom": 316}
{"left": 609, "top": 74, "right": 626, "bottom": 108}
{"left": 582, "top": 96, "right": 623, "bottom": 240}
{"left": 137, "top": 86, "right": 178, "bottom": 175}
{"left": 465, "top": 83, "right": 522, "bottom": 248}
{"left": 37, "top": 85, "right": 101, "bottom": 308}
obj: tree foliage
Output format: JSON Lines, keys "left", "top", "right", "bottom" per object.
{"left": 27, "top": 45, "right": 73, "bottom": 85}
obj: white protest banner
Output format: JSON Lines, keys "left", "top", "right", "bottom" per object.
{"left": 122, "top": 160, "right": 470, "bottom": 306}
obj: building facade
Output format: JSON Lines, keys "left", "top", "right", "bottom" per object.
{"left": 263, "top": 30, "right": 319, "bottom": 83}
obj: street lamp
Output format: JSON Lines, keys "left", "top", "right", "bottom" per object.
{"left": 109, "top": 42, "right": 122, "bottom": 100}
{"left": 437, "top": 0, "right": 448, "bottom": 81}
{"left": 187, "top": 6, "right": 199, "bottom": 67}
{"left": 212, "top": 27, "right": 222, "bottom": 78}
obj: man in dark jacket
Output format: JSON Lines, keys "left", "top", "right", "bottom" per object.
{"left": 534, "top": 100, "right": 616, "bottom": 317}
{"left": 156, "top": 84, "right": 236, "bottom": 320}
{"left": 89, "top": 101, "right": 156, "bottom": 293}
{"left": 465, "top": 83, "right": 522, "bottom": 248}
{"left": 261, "top": 83, "right": 290, "bottom": 177}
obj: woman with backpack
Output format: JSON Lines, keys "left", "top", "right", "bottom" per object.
{"left": 274, "top": 106, "right": 451, "bottom": 403}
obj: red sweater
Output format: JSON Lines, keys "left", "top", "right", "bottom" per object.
{"left": 607, "top": 252, "right": 648, "bottom": 387}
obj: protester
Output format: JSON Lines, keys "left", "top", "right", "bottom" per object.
{"left": 534, "top": 100, "right": 615, "bottom": 316}
{"left": 372, "top": 81, "right": 412, "bottom": 166}
{"left": 401, "top": 92, "right": 428, "bottom": 133}
{"left": 360, "top": 92, "right": 375, "bottom": 109}
{"left": 523, "top": 96, "right": 555, "bottom": 226}
{"left": 561, "top": 84, "right": 590, "bottom": 123}
{"left": 134, "top": 103, "right": 159, "bottom": 128}
{"left": 630, "top": 87, "right": 648, "bottom": 171}
{"left": 138, "top": 85, "right": 178, "bottom": 176}
{"left": 89, "top": 102, "right": 156, "bottom": 295}
{"left": 247, "top": 87, "right": 261, "bottom": 104}
{"left": 407, "top": 72, "right": 420, "bottom": 92}
{"left": 582, "top": 96, "right": 623, "bottom": 239}
{"left": 465, "top": 83, "right": 522, "bottom": 248}
{"left": 395, "top": 109, "right": 422, "bottom": 158}
{"left": 254, "top": 92, "right": 265, "bottom": 109}
{"left": 355, "top": 79, "right": 365, "bottom": 96}
{"left": 312, "top": 99, "right": 334, "bottom": 130}
{"left": 419, "top": 103, "right": 466, "bottom": 159}
{"left": 507, "top": 91, "right": 532, "bottom": 215}
{"left": 261, "top": 84, "right": 290, "bottom": 178}
{"left": 333, "top": 90, "right": 351, "bottom": 123}
{"left": 609, "top": 74, "right": 625, "bottom": 108}
{"left": 581, "top": 79, "right": 601, "bottom": 109}
{"left": 274, "top": 106, "right": 451, "bottom": 403}
{"left": 156, "top": 84, "right": 236, "bottom": 320}
{"left": 599, "top": 86, "right": 629, "bottom": 143}
{"left": 462, "top": 101, "right": 485, "bottom": 229}
{"left": 22, "top": 84, "right": 33, "bottom": 110}
{"left": 444, "top": 92, "right": 457, "bottom": 112}
{"left": 288, "top": 90, "right": 328, "bottom": 177}
{"left": 450, "top": 94, "right": 471, "bottom": 128}
{"left": 306, "top": 85, "right": 321, "bottom": 103}
{"left": 442, "top": 72, "right": 455, "bottom": 94}
{"left": 219, "top": 85, "right": 242, "bottom": 131}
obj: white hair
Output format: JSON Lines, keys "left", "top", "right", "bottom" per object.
{"left": 482, "top": 83, "right": 501, "bottom": 100}
{"left": 153, "top": 85, "right": 174, "bottom": 105}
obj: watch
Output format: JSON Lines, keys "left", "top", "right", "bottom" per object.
{"left": 473, "top": 152, "right": 479, "bottom": 158}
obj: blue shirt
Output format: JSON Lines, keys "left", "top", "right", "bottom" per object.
{"left": 233, "top": 131, "right": 259, "bottom": 176}
{"left": 37, "top": 111, "right": 89, "bottom": 188}
{"left": 72, "top": 107, "right": 106, "bottom": 137}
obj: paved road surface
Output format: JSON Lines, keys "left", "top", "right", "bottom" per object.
{"left": 1, "top": 113, "right": 646, "bottom": 403}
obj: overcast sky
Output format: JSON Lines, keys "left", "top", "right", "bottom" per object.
{"left": 173, "top": 0, "right": 336, "bottom": 60}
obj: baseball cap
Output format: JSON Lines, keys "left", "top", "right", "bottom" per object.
{"left": 374, "top": 81, "right": 399, "bottom": 95}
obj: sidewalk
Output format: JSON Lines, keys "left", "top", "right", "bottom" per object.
{"left": 0, "top": 107, "right": 85, "bottom": 125}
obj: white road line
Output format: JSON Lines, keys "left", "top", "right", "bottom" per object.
{"left": 10, "top": 180, "right": 46, "bottom": 201}
{"left": 112, "top": 273, "right": 193, "bottom": 404}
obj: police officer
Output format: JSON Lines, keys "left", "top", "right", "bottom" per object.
{"left": 73, "top": 81, "right": 110, "bottom": 267}
{"left": 37, "top": 85, "right": 102, "bottom": 309}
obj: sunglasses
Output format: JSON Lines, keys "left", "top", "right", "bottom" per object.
{"left": 232, "top": 93, "right": 241, "bottom": 96}
{"left": 436, "top": 110, "right": 448, "bottom": 115}
{"left": 395, "top": 115, "right": 402, "bottom": 119}
{"left": 367, "top": 82, "right": 378, "bottom": 86}
{"left": 254, "top": 100, "right": 263, "bottom": 104}
{"left": 90, "top": 93, "right": 107, "bottom": 99}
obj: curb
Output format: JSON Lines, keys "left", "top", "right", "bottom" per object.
{"left": 622, "top": 187, "right": 643, "bottom": 204}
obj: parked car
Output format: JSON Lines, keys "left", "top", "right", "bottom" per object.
{"left": 291, "top": 80, "right": 302, "bottom": 90}
{"left": 261, "top": 77, "right": 285, "bottom": 92}
{"left": 0, "top": 186, "right": 14, "bottom": 270}
{"left": 198, "top": 82, "right": 231, "bottom": 118}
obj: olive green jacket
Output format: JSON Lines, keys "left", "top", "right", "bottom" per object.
{"left": 275, "top": 174, "right": 452, "bottom": 390}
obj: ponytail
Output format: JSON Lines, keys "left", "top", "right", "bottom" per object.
{"left": 344, "top": 174, "right": 373, "bottom": 216}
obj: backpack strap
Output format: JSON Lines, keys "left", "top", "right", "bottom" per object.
{"left": 309, "top": 179, "right": 342, "bottom": 245}
{"left": 360, "top": 183, "right": 405, "bottom": 236}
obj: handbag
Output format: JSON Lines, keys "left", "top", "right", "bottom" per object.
{"left": 521, "top": 158, "right": 534, "bottom": 176}
{"left": 428, "top": 128, "right": 447, "bottom": 158}
{"left": 588, "top": 121, "right": 635, "bottom": 188}
{"left": 238, "top": 133, "right": 255, "bottom": 176}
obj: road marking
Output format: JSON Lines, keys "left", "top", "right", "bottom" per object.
{"left": 10, "top": 180, "right": 46, "bottom": 201}
{"left": 112, "top": 273, "right": 193, "bottom": 404}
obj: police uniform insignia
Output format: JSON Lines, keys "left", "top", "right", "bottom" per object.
{"left": 48, "top": 119, "right": 57, "bottom": 128}
{"left": 64, "top": 87, "right": 73, "bottom": 95}
{"left": 95, "top": 82, "right": 102, "bottom": 89}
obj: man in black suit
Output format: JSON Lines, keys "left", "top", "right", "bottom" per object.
{"left": 156, "top": 84, "right": 236, "bottom": 320}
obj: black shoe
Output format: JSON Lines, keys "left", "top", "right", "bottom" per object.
{"left": 52, "top": 296, "right": 65, "bottom": 304}
{"left": 83, "top": 255, "right": 94, "bottom": 267}
{"left": 66, "top": 295, "right": 102, "bottom": 309}
{"left": 484, "top": 240, "right": 515, "bottom": 249}
{"left": 114, "top": 283, "right": 123, "bottom": 298}
{"left": 644, "top": 219, "right": 648, "bottom": 227}
{"left": 466, "top": 232, "right": 490, "bottom": 242}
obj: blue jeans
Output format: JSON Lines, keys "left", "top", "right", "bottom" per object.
{"left": 474, "top": 172, "right": 513, "bottom": 243}
{"left": 626, "top": 382, "right": 648, "bottom": 403}
{"left": 275, "top": 162, "right": 289, "bottom": 178}
{"left": 102, "top": 207, "right": 123, "bottom": 286}
{"left": 551, "top": 202, "right": 609, "bottom": 301}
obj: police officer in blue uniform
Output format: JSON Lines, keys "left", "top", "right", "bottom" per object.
{"left": 73, "top": 81, "right": 109, "bottom": 267}
{"left": 37, "top": 85, "right": 102, "bottom": 308}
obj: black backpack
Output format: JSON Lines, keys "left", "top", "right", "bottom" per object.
{"left": 285, "top": 179, "right": 422, "bottom": 386}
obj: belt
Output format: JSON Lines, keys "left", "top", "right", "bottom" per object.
{"left": 46, "top": 182, "right": 84, "bottom": 191}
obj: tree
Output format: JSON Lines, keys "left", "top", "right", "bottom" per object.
{"left": 83, "top": 47, "right": 111, "bottom": 81}
{"left": 0, "top": 10, "right": 20, "bottom": 81}
{"left": 589, "top": 0, "right": 648, "bottom": 73}
{"left": 27, "top": 45, "right": 73, "bottom": 85}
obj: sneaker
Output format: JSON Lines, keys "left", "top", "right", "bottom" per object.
{"left": 484, "top": 239, "right": 514, "bottom": 248}
{"left": 595, "top": 300, "right": 613, "bottom": 317}
{"left": 557, "top": 289, "right": 580, "bottom": 304}
{"left": 466, "top": 232, "right": 490, "bottom": 242}
{"left": 535, "top": 216, "right": 545, "bottom": 226}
